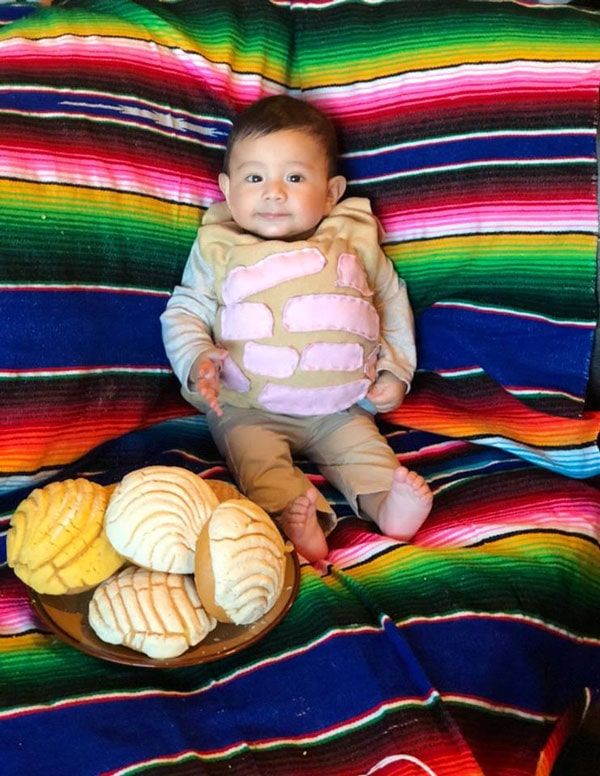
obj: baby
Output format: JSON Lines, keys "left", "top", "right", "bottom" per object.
{"left": 161, "top": 95, "right": 432, "bottom": 561}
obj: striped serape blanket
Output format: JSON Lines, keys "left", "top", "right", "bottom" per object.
{"left": 0, "top": 1, "right": 599, "bottom": 773}
{"left": 0, "top": 0, "right": 599, "bottom": 495}
{"left": 1, "top": 416, "right": 599, "bottom": 775}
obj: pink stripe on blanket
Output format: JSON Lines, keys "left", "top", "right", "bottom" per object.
{"left": 0, "top": 149, "right": 217, "bottom": 207}
{"left": 221, "top": 248, "right": 326, "bottom": 304}
{"left": 336, "top": 253, "right": 372, "bottom": 296}
{"left": 314, "top": 63, "right": 600, "bottom": 116}
{"left": 220, "top": 303, "right": 273, "bottom": 340}
{"left": 221, "top": 356, "right": 250, "bottom": 392}
{"left": 299, "top": 342, "right": 364, "bottom": 372}
{"left": 258, "top": 379, "right": 370, "bottom": 415}
{"left": 283, "top": 294, "right": 379, "bottom": 341}
{"left": 244, "top": 342, "right": 299, "bottom": 378}
{"left": 383, "top": 202, "right": 598, "bottom": 240}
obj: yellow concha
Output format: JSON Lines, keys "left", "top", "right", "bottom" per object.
{"left": 7, "top": 478, "right": 124, "bottom": 595}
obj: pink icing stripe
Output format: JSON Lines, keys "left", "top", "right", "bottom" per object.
{"left": 221, "top": 356, "right": 250, "bottom": 393}
{"left": 244, "top": 342, "right": 299, "bottom": 378}
{"left": 283, "top": 294, "right": 379, "bottom": 341}
{"left": 258, "top": 379, "right": 370, "bottom": 416}
{"left": 222, "top": 248, "right": 326, "bottom": 304}
{"left": 220, "top": 303, "right": 273, "bottom": 340}
{"left": 336, "top": 253, "right": 372, "bottom": 296}
{"left": 299, "top": 342, "right": 364, "bottom": 372}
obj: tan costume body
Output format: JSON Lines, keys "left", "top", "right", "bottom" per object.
{"left": 161, "top": 198, "right": 416, "bottom": 529}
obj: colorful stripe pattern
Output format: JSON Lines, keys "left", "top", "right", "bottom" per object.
{"left": 0, "top": 0, "right": 600, "bottom": 490}
{"left": 1, "top": 415, "right": 599, "bottom": 775}
{"left": 0, "top": 0, "right": 599, "bottom": 492}
{"left": 1, "top": 2, "right": 600, "bottom": 769}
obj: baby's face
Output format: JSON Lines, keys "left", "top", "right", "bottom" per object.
{"left": 219, "top": 129, "right": 346, "bottom": 240}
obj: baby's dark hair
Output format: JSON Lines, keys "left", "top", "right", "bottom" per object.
{"left": 222, "top": 95, "right": 339, "bottom": 177}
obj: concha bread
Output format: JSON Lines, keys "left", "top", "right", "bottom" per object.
{"left": 204, "top": 479, "right": 242, "bottom": 503}
{"left": 105, "top": 466, "right": 219, "bottom": 573}
{"left": 88, "top": 566, "right": 216, "bottom": 659}
{"left": 195, "top": 499, "right": 286, "bottom": 625}
{"left": 6, "top": 479, "right": 124, "bottom": 595}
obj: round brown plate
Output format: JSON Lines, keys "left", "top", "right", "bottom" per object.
{"left": 29, "top": 551, "right": 300, "bottom": 668}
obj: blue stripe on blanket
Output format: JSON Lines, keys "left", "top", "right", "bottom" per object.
{"left": 1, "top": 289, "right": 170, "bottom": 369}
{"left": 0, "top": 88, "right": 231, "bottom": 144}
{"left": 343, "top": 131, "right": 596, "bottom": 181}
{"left": 0, "top": 5, "right": 39, "bottom": 27}
{"left": 416, "top": 304, "right": 594, "bottom": 397}
{"left": 2, "top": 618, "right": 597, "bottom": 776}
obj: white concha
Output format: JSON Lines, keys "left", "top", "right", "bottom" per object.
{"left": 195, "top": 498, "right": 286, "bottom": 625}
{"left": 88, "top": 566, "right": 217, "bottom": 659}
{"left": 105, "top": 466, "right": 219, "bottom": 573}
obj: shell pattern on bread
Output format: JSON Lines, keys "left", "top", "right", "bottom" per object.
{"left": 105, "top": 466, "right": 219, "bottom": 574}
{"left": 7, "top": 479, "right": 124, "bottom": 595}
{"left": 88, "top": 566, "right": 217, "bottom": 659}
{"left": 195, "top": 498, "right": 286, "bottom": 625}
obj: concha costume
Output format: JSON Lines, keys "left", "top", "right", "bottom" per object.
{"left": 7, "top": 478, "right": 123, "bottom": 595}
{"left": 88, "top": 566, "right": 216, "bottom": 659}
{"left": 195, "top": 197, "right": 382, "bottom": 416}
{"left": 105, "top": 466, "right": 219, "bottom": 574}
{"left": 195, "top": 498, "right": 286, "bottom": 625}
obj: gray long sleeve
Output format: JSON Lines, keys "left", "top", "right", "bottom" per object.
{"left": 369, "top": 249, "right": 416, "bottom": 390}
{"left": 160, "top": 237, "right": 218, "bottom": 389}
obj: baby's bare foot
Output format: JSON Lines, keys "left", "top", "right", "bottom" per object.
{"left": 280, "top": 487, "right": 328, "bottom": 562}
{"left": 375, "top": 466, "right": 432, "bottom": 541}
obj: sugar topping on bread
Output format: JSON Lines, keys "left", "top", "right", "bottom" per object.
{"left": 88, "top": 565, "right": 217, "bottom": 659}
{"left": 105, "top": 466, "right": 219, "bottom": 574}
{"left": 195, "top": 498, "right": 286, "bottom": 625}
{"left": 9, "top": 466, "right": 292, "bottom": 660}
{"left": 7, "top": 478, "right": 124, "bottom": 595}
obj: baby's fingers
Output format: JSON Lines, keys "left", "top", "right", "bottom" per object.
{"left": 367, "top": 384, "right": 385, "bottom": 401}
{"left": 199, "top": 383, "right": 223, "bottom": 416}
{"left": 198, "top": 360, "right": 218, "bottom": 381}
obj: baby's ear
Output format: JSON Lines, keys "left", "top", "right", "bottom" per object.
{"left": 218, "top": 173, "right": 231, "bottom": 203}
{"left": 327, "top": 175, "right": 347, "bottom": 208}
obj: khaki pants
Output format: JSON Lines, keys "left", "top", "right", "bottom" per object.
{"left": 207, "top": 405, "right": 398, "bottom": 534}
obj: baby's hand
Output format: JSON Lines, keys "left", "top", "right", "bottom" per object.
{"left": 193, "top": 349, "right": 227, "bottom": 416}
{"left": 366, "top": 371, "right": 407, "bottom": 413}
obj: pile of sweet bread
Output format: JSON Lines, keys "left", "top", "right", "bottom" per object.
{"left": 7, "top": 467, "right": 288, "bottom": 659}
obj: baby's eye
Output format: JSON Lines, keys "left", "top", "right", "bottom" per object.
{"left": 245, "top": 174, "right": 262, "bottom": 183}
{"left": 287, "top": 174, "right": 304, "bottom": 183}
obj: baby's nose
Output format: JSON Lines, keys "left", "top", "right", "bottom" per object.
{"left": 264, "top": 181, "right": 286, "bottom": 200}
